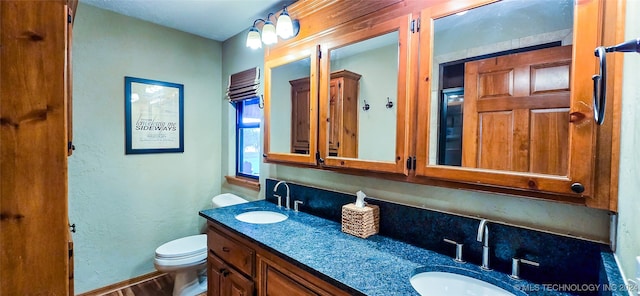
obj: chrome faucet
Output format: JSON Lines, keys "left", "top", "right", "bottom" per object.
{"left": 476, "top": 219, "right": 491, "bottom": 270}
{"left": 273, "top": 181, "right": 290, "bottom": 210}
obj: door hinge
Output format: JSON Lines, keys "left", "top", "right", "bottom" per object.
{"left": 68, "top": 14, "right": 72, "bottom": 24}
{"left": 411, "top": 18, "right": 421, "bottom": 33}
{"left": 319, "top": 51, "right": 322, "bottom": 59}
{"left": 406, "top": 156, "right": 417, "bottom": 170}
{"left": 315, "top": 151, "right": 324, "bottom": 164}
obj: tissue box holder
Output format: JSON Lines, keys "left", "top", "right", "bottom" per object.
{"left": 341, "top": 203, "right": 379, "bottom": 238}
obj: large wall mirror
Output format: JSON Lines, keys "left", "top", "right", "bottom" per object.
{"left": 320, "top": 15, "right": 411, "bottom": 174}
{"left": 264, "top": 47, "right": 319, "bottom": 165}
{"left": 328, "top": 31, "right": 398, "bottom": 162}
{"left": 427, "top": 0, "right": 574, "bottom": 175}
{"left": 415, "top": 0, "right": 600, "bottom": 197}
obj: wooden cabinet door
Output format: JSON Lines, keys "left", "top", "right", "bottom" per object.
{"left": 257, "top": 255, "right": 347, "bottom": 296}
{"left": 290, "top": 78, "right": 311, "bottom": 154}
{"left": 209, "top": 253, "right": 255, "bottom": 296}
{"left": 263, "top": 45, "right": 320, "bottom": 165}
{"left": 332, "top": 71, "right": 360, "bottom": 159}
{"left": 1, "top": 1, "right": 71, "bottom": 295}
{"left": 319, "top": 14, "right": 411, "bottom": 174}
{"left": 328, "top": 79, "right": 340, "bottom": 156}
{"left": 415, "top": 0, "right": 602, "bottom": 199}
{"left": 462, "top": 46, "right": 572, "bottom": 175}
{"left": 262, "top": 264, "right": 318, "bottom": 296}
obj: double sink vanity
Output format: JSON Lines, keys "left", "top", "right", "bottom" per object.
{"left": 199, "top": 180, "right": 627, "bottom": 296}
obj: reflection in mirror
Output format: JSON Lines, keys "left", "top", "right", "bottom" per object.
{"left": 269, "top": 57, "right": 312, "bottom": 155}
{"left": 329, "top": 31, "right": 399, "bottom": 162}
{"left": 430, "top": 0, "right": 573, "bottom": 176}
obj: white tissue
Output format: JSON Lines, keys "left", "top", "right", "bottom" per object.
{"left": 355, "top": 190, "right": 367, "bottom": 208}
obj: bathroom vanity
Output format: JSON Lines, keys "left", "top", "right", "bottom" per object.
{"left": 200, "top": 180, "right": 628, "bottom": 296}
{"left": 205, "top": 217, "right": 351, "bottom": 296}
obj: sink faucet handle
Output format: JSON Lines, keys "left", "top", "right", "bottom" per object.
{"left": 443, "top": 238, "right": 465, "bottom": 263}
{"left": 510, "top": 258, "right": 540, "bottom": 280}
{"left": 476, "top": 219, "right": 488, "bottom": 242}
{"left": 274, "top": 194, "right": 282, "bottom": 207}
{"left": 294, "top": 200, "right": 303, "bottom": 212}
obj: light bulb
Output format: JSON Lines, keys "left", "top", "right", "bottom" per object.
{"left": 261, "top": 21, "right": 277, "bottom": 45}
{"left": 276, "top": 11, "right": 293, "bottom": 39}
{"left": 246, "top": 27, "right": 261, "bottom": 49}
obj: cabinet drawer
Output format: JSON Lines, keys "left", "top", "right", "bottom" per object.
{"left": 209, "top": 253, "right": 255, "bottom": 296}
{"left": 208, "top": 228, "right": 255, "bottom": 277}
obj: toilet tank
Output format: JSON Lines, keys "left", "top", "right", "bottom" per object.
{"left": 211, "top": 193, "right": 248, "bottom": 208}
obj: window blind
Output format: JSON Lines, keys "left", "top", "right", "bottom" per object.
{"left": 227, "top": 67, "right": 260, "bottom": 103}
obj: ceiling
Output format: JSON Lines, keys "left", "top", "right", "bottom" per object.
{"left": 80, "top": 0, "right": 294, "bottom": 41}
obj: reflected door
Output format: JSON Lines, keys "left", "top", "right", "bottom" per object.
{"left": 462, "top": 46, "right": 572, "bottom": 175}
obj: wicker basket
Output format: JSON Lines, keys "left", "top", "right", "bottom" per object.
{"left": 341, "top": 203, "right": 380, "bottom": 238}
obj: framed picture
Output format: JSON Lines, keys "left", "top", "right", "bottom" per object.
{"left": 124, "top": 76, "right": 184, "bottom": 154}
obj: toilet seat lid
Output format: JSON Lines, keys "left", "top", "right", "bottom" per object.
{"left": 155, "top": 234, "right": 207, "bottom": 259}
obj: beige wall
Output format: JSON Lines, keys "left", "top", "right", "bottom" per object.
{"left": 331, "top": 43, "right": 398, "bottom": 162}
{"left": 69, "top": 4, "right": 222, "bottom": 293}
{"left": 220, "top": 31, "right": 267, "bottom": 201}
{"left": 615, "top": 0, "right": 640, "bottom": 284}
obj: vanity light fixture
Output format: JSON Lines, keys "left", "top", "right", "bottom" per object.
{"left": 246, "top": 6, "right": 300, "bottom": 49}
{"left": 261, "top": 14, "right": 277, "bottom": 45}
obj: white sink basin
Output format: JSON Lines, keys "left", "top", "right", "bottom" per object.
{"left": 235, "top": 210, "right": 288, "bottom": 224}
{"left": 410, "top": 271, "right": 515, "bottom": 296}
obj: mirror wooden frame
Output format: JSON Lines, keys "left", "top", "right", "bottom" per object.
{"left": 263, "top": 45, "right": 320, "bottom": 165}
{"left": 414, "top": 0, "right": 600, "bottom": 198}
{"left": 319, "top": 14, "right": 413, "bottom": 175}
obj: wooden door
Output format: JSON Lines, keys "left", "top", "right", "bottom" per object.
{"left": 290, "top": 78, "right": 311, "bottom": 154}
{"left": 1, "top": 1, "right": 71, "bottom": 294}
{"left": 462, "top": 46, "right": 572, "bottom": 175}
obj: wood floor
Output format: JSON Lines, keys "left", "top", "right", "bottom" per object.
{"left": 78, "top": 272, "right": 206, "bottom": 296}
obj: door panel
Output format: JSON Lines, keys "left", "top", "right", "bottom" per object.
{"left": 463, "top": 45, "right": 571, "bottom": 175}
{"left": 530, "top": 109, "right": 569, "bottom": 175}
{"left": 264, "top": 265, "right": 318, "bottom": 296}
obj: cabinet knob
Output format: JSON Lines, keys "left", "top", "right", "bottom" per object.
{"left": 570, "top": 183, "right": 585, "bottom": 193}
{"left": 222, "top": 246, "right": 230, "bottom": 252}
{"left": 220, "top": 268, "right": 230, "bottom": 277}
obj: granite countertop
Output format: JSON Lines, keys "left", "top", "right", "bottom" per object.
{"left": 200, "top": 200, "right": 577, "bottom": 296}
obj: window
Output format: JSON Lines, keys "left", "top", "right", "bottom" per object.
{"left": 236, "top": 97, "right": 261, "bottom": 179}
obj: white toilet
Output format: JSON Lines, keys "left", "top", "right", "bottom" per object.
{"left": 154, "top": 193, "right": 248, "bottom": 296}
